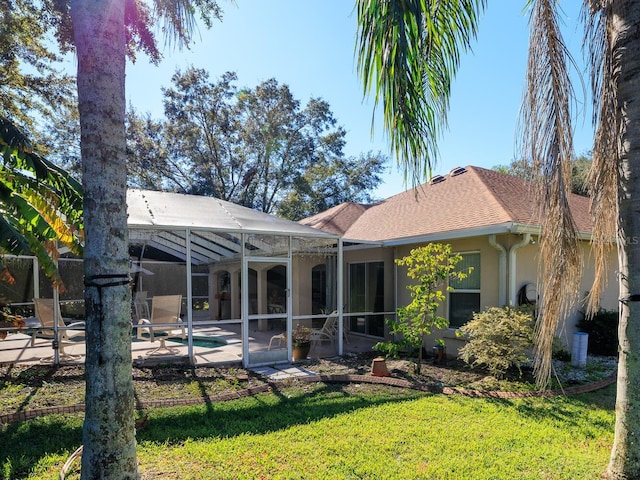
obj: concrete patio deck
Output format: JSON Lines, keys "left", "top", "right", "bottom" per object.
{"left": 0, "top": 322, "right": 378, "bottom": 367}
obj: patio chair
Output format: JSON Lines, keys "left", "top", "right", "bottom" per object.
{"left": 137, "top": 294, "right": 185, "bottom": 355}
{"left": 268, "top": 332, "right": 287, "bottom": 350}
{"left": 32, "top": 298, "right": 85, "bottom": 356}
{"left": 133, "top": 291, "right": 150, "bottom": 321}
{"left": 310, "top": 311, "right": 344, "bottom": 351}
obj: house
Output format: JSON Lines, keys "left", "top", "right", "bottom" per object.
{"left": 0, "top": 168, "right": 617, "bottom": 366}
{"left": 301, "top": 165, "right": 618, "bottom": 354}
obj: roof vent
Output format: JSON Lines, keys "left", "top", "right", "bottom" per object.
{"left": 430, "top": 174, "right": 445, "bottom": 185}
{"left": 449, "top": 166, "right": 467, "bottom": 177}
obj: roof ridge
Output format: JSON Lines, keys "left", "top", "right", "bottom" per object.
{"left": 303, "top": 201, "right": 365, "bottom": 227}
{"left": 297, "top": 202, "right": 370, "bottom": 237}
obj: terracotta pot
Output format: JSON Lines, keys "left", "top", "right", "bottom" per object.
{"left": 370, "top": 357, "right": 390, "bottom": 377}
{"left": 292, "top": 342, "right": 311, "bottom": 361}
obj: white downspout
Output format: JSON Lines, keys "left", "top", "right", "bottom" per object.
{"left": 488, "top": 235, "right": 507, "bottom": 306}
{"left": 337, "top": 238, "right": 344, "bottom": 355}
{"left": 508, "top": 233, "right": 531, "bottom": 306}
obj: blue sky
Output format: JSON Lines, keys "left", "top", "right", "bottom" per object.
{"left": 125, "top": 1, "right": 593, "bottom": 199}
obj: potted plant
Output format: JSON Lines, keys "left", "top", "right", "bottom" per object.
{"left": 292, "top": 324, "right": 312, "bottom": 361}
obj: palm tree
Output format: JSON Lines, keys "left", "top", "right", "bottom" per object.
{"left": 68, "top": 0, "right": 221, "bottom": 477}
{"left": 70, "top": 1, "right": 138, "bottom": 476}
{"left": 356, "top": 1, "right": 638, "bottom": 478}
{"left": 0, "top": 116, "right": 83, "bottom": 284}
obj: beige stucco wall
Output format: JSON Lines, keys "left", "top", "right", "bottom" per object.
{"left": 393, "top": 236, "right": 503, "bottom": 353}
{"left": 342, "top": 234, "right": 620, "bottom": 356}
{"left": 394, "top": 236, "right": 503, "bottom": 312}
{"left": 292, "top": 255, "right": 328, "bottom": 317}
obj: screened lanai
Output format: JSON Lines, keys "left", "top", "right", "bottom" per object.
{"left": 126, "top": 189, "right": 344, "bottom": 367}
{"left": 0, "top": 189, "right": 350, "bottom": 368}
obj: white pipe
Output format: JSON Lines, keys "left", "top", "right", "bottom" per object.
{"left": 508, "top": 233, "right": 531, "bottom": 305}
{"left": 337, "top": 238, "right": 344, "bottom": 355}
{"left": 488, "top": 235, "right": 507, "bottom": 306}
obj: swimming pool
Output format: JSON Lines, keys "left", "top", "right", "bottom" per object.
{"left": 170, "top": 335, "right": 227, "bottom": 349}
{"left": 134, "top": 334, "right": 227, "bottom": 349}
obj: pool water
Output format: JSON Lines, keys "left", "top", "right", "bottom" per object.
{"left": 134, "top": 334, "right": 226, "bottom": 348}
{"left": 171, "top": 336, "right": 227, "bottom": 348}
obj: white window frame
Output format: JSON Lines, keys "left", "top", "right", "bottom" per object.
{"left": 448, "top": 251, "right": 481, "bottom": 329}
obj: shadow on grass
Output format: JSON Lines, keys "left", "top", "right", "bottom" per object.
{"left": 0, "top": 381, "right": 425, "bottom": 477}
{"left": 466, "top": 382, "right": 617, "bottom": 431}
{"left": 136, "top": 381, "right": 427, "bottom": 443}
{"left": 0, "top": 414, "right": 83, "bottom": 479}
{"left": 0, "top": 375, "right": 616, "bottom": 478}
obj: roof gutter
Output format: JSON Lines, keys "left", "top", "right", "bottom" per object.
{"left": 509, "top": 223, "right": 593, "bottom": 241}
{"left": 342, "top": 221, "right": 594, "bottom": 250}
{"left": 374, "top": 223, "right": 518, "bottom": 248}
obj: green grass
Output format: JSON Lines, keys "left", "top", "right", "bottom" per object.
{"left": 1, "top": 381, "right": 616, "bottom": 479}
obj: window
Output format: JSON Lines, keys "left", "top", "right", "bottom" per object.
{"left": 348, "top": 261, "right": 385, "bottom": 337}
{"left": 449, "top": 252, "right": 480, "bottom": 328}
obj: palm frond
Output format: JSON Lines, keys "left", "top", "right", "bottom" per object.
{"left": 519, "top": 0, "right": 582, "bottom": 388}
{"left": 583, "top": 0, "right": 617, "bottom": 316}
{"left": 356, "top": 0, "right": 485, "bottom": 187}
{"left": 151, "top": 0, "right": 223, "bottom": 50}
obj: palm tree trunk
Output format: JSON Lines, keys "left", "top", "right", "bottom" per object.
{"left": 606, "top": 2, "right": 640, "bottom": 478}
{"left": 71, "top": 0, "right": 139, "bottom": 477}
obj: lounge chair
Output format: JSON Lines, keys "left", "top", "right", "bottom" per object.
{"left": 32, "top": 298, "right": 85, "bottom": 356}
{"left": 137, "top": 294, "right": 185, "bottom": 355}
{"left": 310, "top": 311, "right": 347, "bottom": 351}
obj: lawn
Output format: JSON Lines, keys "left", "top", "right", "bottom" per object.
{"left": 1, "top": 379, "right": 616, "bottom": 479}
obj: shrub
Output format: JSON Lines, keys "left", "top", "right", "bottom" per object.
{"left": 576, "top": 309, "right": 618, "bottom": 356}
{"left": 458, "top": 306, "right": 535, "bottom": 378}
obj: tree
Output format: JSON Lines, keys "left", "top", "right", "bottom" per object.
{"left": 34, "top": 100, "right": 83, "bottom": 180}
{"left": 278, "top": 152, "right": 385, "bottom": 220}
{"left": 356, "top": 1, "right": 638, "bottom": 477}
{"left": 493, "top": 153, "right": 592, "bottom": 196}
{"left": 0, "top": 0, "right": 75, "bottom": 134}
{"left": 570, "top": 154, "right": 591, "bottom": 197}
{"left": 126, "top": 68, "right": 387, "bottom": 216}
{"left": 0, "top": 116, "right": 83, "bottom": 286}
{"left": 375, "top": 243, "right": 469, "bottom": 374}
{"left": 67, "top": 0, "right": 221, "bottom": 477}
{"left": 126, "top": 107, "right": 179, "bottom": 189}
{"left": 70, "top": 0, "right": 137, "bottom": 476}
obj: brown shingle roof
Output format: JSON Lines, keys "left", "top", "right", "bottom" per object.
{"left": 300, "top": 202, "right": 372, "bottom": 236}
{"left": 301, "top": 165, "right": 592, "bottom": 243}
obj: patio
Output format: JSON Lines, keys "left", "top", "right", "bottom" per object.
{"left": 0, "top": 315, "right": 379, "bottom": 367}
{"left": 1, "top": 189, "right": 373, "bottom": 368}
